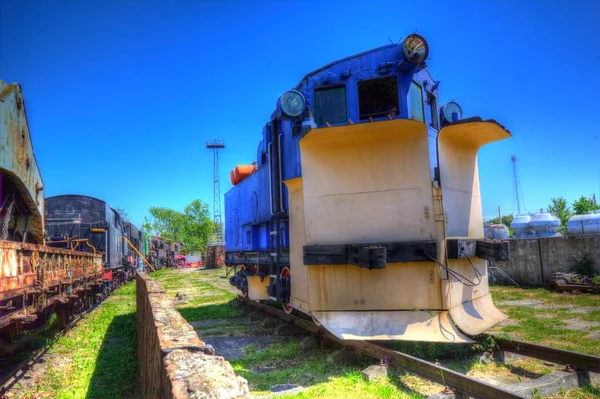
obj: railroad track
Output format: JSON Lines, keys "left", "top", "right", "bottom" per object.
{"left": 235, "top": 295, "right": 600, "bottom": 399}
{"left": 0, "top": 299, "right": 104, "bottom": 395}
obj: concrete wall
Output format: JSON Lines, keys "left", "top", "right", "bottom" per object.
{"left": 136, "top": 273, "right": 249, "bottom": 399}
{"left": 492, "top": 234, "right": 600, "bottom": 286}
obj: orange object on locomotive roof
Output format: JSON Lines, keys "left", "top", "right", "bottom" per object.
{"left": 230, "top": 164, "right": 257, "bottom": 185}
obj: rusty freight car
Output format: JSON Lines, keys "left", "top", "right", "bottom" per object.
{"left": 0, "top": 79, "right": 105, "bottom": 353}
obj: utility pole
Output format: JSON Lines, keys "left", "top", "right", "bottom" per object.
{"left": 207, "top": 139, "right": 225, "bottom": 243}
{"left": 511, "top": 155, "right": 521, "bottom": 215}
{"left": 498, "top": 205, "right": 502, "bottom": 221}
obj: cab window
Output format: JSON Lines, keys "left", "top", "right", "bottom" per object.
{"left": 427, "top": 91, "right": 438, "bottom": 130}
{"left": 358, "top": 76, "right": 399, "bottom": 120}
{"left": 409, "top": 81, "right": 424, "bottom": 122}
{"left": 314, "top": 85, "right": 347, "bottom": 127}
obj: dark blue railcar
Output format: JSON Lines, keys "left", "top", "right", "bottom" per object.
{"left": 44, "top": 194, "right": 136, "bottom": 283}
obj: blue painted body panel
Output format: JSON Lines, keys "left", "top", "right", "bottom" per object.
{"left": 224, "top": 38, "right": 440, "bottom": 255}
{"left": 225, "top": 164, "right": 275, "bottom": 251}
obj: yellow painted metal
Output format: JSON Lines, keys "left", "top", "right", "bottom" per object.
{"left": 247, "top": 275, "right": 271, "bottom": 300}
{"left": 449, "top": 292, "right": 508, "bottom": 336}
{"left": 306, "top": 263, "right": 441, "bottom": 311}
{"left": 437, "top": 120, "right": 512, "bottom": 238}
{"left": 282, "top": 177, "right": 309, "bottom": 306}
{"left": 437, "top": 120, "right": 512, "bottom": 335}
{"left": 297, "top": 119, "right": 442, "bottom": 313}
{"left": 284, "top": 118, "right": 511, "bottom": 340}
{"left": 299, "top": 119, "right": 436, "bottom": 245}
{"left": 311, "top": 310, "right": 472, "bottom": 343}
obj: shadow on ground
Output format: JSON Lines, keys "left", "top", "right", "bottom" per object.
{"left": 85, "top": 312, "right": 140, "bottom": 399}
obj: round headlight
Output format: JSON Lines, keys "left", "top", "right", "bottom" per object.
{"left": 403, "top": 33, "right": 429, "bottom": 64}
{"left": 278, "top": 90, "right": 305, "bottom": 118}
{"left": 442, "top": 101, "right": 463, "bottom": 123}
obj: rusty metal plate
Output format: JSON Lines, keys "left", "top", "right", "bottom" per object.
{"left": 0, "top": 80, "right": 45, "bottom": 243}
{"left": 1, "top": 240, "right": 103, "bottom": 300}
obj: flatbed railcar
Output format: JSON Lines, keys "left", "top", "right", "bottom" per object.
{"left": 225, "top": 33, "right": 512, "bottom": 343}
{"left": 0, "top": 80, "right": 105, "bottom": 353}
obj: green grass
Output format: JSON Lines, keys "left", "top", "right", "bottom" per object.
{"left": 151, "top": 270, "right": 600, "bottom": 398}
{"left": 154, "top": 268, "right": 241, "bottom": 322}
{"left": 489, "top": 285, "right": 600, "bottom": 356}
{"left": 487, "top": 285, "right": 600, "bottom": 398}
{"left": 231, "top": 338, "right": 428, "bottom": 399}
{"left": 152, "top": 269, "right": 440, "bottom": 398}
{"left": 6, "top": 282, "right": 139, "bottom": 399}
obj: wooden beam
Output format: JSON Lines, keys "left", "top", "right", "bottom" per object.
{"left": 303, "top": 240, "right": 437, "bottom": 268}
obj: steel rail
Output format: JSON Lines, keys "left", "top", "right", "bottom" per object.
{"left": 490, "top": 336, "right": 600, "bottom": 373}
{"left": 236, "top": 296, "right": 523, "bottom": 399}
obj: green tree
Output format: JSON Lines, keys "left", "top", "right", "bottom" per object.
{"left": 548, "top": 197, "right": 572, "bottom": 234}
{"left": 181, "top": 199, "right": 214, "bottom": 254}
{"left": 486, "top": 214, "right": 514, "bottom": 226}
{"left": 571, "top": 195, "right": 600, "bottom": 215}
{"left": 142, "top": 207, "right": 186, "bottom": 241}
{"left": 142, "top": 199, "right": 214, "bottom": 254}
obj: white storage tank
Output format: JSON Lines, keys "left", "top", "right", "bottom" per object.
{"left": 510, "top": 214, "right": 533, "bottom": 238}
{"left": 529, "top": 209, "right": 560, "bottom": 237}
{"left": 485, "top": 223, "right": 510, "bottom": 239}
{"left": 567, "top": 211, "right": 600, "bottom": 235}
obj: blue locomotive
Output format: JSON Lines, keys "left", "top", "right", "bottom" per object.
{"left": 225, "top": 33, "right": 512, "bottom": 342}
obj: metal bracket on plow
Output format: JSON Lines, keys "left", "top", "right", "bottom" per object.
{"left": 446, "top": 238, "right": 510, "bottom": 262}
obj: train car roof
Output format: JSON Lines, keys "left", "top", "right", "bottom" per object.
{"left": 45, "top": 194, "right": 109, "bottom": 204}
{"left": 294, "top": 42, "right": 396, "bottom": 90}
{"left": 45, "top": 194, "right": 130, "bottom": 222}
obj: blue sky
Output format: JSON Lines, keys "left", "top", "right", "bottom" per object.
{"left": 1, "top": 0, "right": 599, "bottom": 227}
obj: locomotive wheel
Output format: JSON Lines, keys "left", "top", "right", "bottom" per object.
{"left": 281, "top": 267, "right": 293, "bottom": 314}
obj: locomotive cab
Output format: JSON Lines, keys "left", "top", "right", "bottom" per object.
{"left": 225, "top": 34, "right": 511, "bottom": 343}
